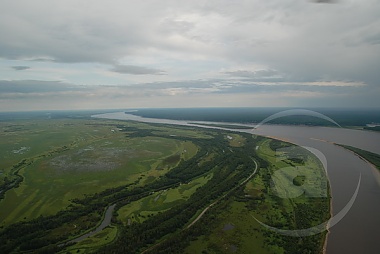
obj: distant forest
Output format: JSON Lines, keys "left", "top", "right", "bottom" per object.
{"left": 128, "top": 107, "right": 380, "bottom": 127}
{"left": 1, "top": 108, "right": 380, "bottom": 127}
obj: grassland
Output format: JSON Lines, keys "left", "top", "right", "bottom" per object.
{"left": 0, "top": 116, "right": 330, "bottom": 254}
{"left": 117, "top": 173, "right": 212, "bottom": 225}
{"left": 185, "top": 138, "right": 330, "bottom": 254}
{"left": 225, "top": 133, "right": 246, "bottom": 147}
{"left": 0, "top": 119, "right": 198, "bottom": 226}
{"left": 189, "top": 122, "right": 252, "bottom": 129}
{"left": 63, "top": 225, "right": 118, "bottom": 254}
{"left": 184, "top": 201, "right": 272, "bottom": 254}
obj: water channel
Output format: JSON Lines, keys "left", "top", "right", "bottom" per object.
{"left": 93, "top": 112, "right": 380, "bottom": 254}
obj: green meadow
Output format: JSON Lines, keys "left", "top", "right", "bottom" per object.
{"left": 0, "top": 117, "right": 330, "bottom": 254}
{"left": 117, "top": 173, "right": 212, "bottom": 225}
{"left": 184, "top": 201, "right": 272, "bottom": 254}
{"left": 226, "top": 133, "right": 246, "bottom": 147}
{"left": 0, "top": 119, "right": 198, "bottom": 226}
{"left": 185, "top": 138, "right": 330, "bottom": 254}
{"left": 63, "top": 225, "right": 118, "bottom": 254}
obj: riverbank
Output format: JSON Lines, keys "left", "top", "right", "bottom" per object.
{"left": 60, "top": 204, "right": 116, "bottom": 247}
{"left": 92, "top": 112, "right": 380, "bottom": 254}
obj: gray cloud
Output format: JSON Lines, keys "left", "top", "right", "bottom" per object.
{"left": 0, "top": 78, "right": 365, "bottom": 97}
{"left": 311, "top": 0, "right": 337, "bottom": 3}
{"left": 363, "top": 33, "right": 380, "bottom": 45}
{"left": 11, "top": 66, "right": 30, "bottom": 71}
{"left": 0, "top": 80, "right": 84, "bottom": 94}
{"left": 0, "top": 1, "right": 379, "bottom": 109}
{"left": 0, "top": 78, "right": 376, "bottom": 111}
{"left": 223, "top": 69, "right": 280, "bottom": 79}
{"left": 110, "top": 65, "right": 166, "bottom": 75}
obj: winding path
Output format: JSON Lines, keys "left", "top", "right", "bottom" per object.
{"left": 187, "top": 159, "right": 258, "bottom": 228}
{"left": 141, "top": 159, "right": 258, "bottom": 253}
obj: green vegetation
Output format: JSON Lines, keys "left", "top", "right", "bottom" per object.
{"left": 129, "top": 107, "right": 380, "bottom": 127}
{"left": 189, "top": 122, "right": 252, "bottom": 129}
{"left": 363, "top": 126, "right": 380, "bottom": 132}
{"left": 117, "top": 174, "right": 212, "bottom": 225}
{"left": 183, "top": 139, "right": 330, "bottom": 254}
{"left": 337, "top": 144, "right": 380, "bottom": 170}
{"left": 226, "top": 133, "right": 246, "bottom": 147}
{"left": 0, "top": 114, "right": 330, "bottom": 254}
{"left": 64, "top": 226, "right": 118, "bottom": 253}
{"left": 0, "top": 120, "right": 195, "bottom": 225}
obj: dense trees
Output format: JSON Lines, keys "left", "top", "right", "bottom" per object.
{"left": 96, "top": 133, "right": 263, "bottom": 253}
{"left": 0, "top": 123, "right": 329, "bottom": 254}
{"left": 0, "top": 124, "right": 240, "bottom": 252}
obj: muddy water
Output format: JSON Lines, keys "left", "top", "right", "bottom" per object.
{"left": 69, "top": 204, "right": 116, "bottom": 244}
{"left": 251, "top": 126, "right": 380, "bottom": 254}
{"left": 93, "top": 112, "right": 380, "bottom": 254}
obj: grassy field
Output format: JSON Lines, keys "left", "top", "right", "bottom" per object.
{"left": 185, "top": 200, "right": 273, "bottom": 254}
{"left": 255, "top": 139, "right": 328, "bottom": 200}
{"left": 141, "top": 123, "right": 214, "bottom": 140}
{"left": 0, "top": 117, "right": 330, "bottom": 253}
{"left": 117, "top": 173, "right": 212, "bottom": 225}
{"left": 0, "top": 119, "right": 198, "bottom": 226}
{"left": 185, "top": 138, "right": 330, "bottom": 254}
{"left": 188, "top": 123, "right": 252, "bottom": 130}
{"left": 62, "top": 225, "right": 118, "bottom": 254}
{"left": 225, "top": 133, "right": 246, "bottom": 148}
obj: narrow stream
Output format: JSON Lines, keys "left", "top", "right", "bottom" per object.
{"left": 68, "top": 204, "right": 116, "bottom": 244}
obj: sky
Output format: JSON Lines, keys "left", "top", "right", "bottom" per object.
{"left": 0, "top": 0, "right": 379, "bottom": 111}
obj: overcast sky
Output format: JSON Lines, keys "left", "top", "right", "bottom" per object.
{"left": 0, "top": 0, "right": 379, "bottom": 111}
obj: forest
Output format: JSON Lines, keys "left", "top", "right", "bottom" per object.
{"left": 0, "top": 117, "right": 330, "bottom": 253}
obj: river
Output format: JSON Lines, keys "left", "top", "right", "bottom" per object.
{"left": 251, "top": 125, "right": 380, "bottom": 254}
{"left": 68, "top": 204, "right": 116, "bottom": 244}
{"left": 92, "top": 112, "right": 380, "bottom": 254}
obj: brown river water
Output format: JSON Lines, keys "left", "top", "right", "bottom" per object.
{"left": 93, "top": 112, "right": 380, "bottom": 254}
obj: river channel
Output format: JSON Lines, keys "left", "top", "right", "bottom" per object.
{"left": 68, "top": 204, "right": 116, "bottom": 244}
{"left": 93, "top": 112, "right": 380, "bottom": 254}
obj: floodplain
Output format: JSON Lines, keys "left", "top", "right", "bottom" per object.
{"left": 0, "top": 113, "right": 330, "bottom": 254}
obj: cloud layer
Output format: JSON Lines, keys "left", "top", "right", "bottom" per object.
{"left": 0, "top": 0, "right": 379, "bottom": 110}
{"left": 110, "top": 65, "right": 166, "bottom": 75}
{"left": 11, "top": 66, "right": 30, "bottom": 71}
